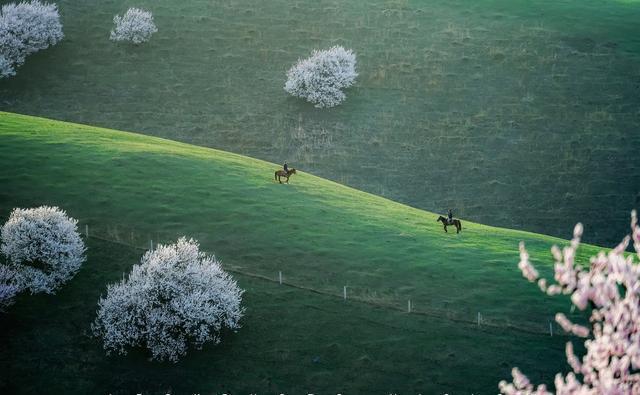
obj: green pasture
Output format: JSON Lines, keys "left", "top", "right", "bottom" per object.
{"left": 1, "top": 237, "right": 574, "bottom": 394}
{"left": 0, "top": 0, "right": 638, "bottom": 247}
{"left": 0, "top": 113, "right": 609, "bottom": 393}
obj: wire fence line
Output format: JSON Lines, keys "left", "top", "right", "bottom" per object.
{"left": 81, "top": 221, "right": 584, "bottom": 339}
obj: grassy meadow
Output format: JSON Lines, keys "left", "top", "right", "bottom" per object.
{"left": 0, "top": 0, "right": 638, "bottom": 247}
{"left": 0, "top": 112, "right": 611, "bottom": 393}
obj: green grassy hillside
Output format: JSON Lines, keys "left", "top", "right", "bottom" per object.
{"left": 1, "top": 0, "right": 638, "bottom": 247}
{"left": 0, "top": 112, "right": 610, "bottom": 393}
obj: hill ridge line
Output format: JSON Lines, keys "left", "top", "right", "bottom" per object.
{"left": 0, "top": 111, "right": 601, "bottom": 248}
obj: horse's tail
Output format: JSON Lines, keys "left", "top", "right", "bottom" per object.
{"left": 274, "top": 171, "right": 277, "bottom": 180}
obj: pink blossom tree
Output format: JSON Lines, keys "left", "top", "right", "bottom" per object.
{"left": 499, "top": 210, "right": 640, "bottom": 394}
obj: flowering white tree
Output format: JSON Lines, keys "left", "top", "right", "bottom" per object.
{"left": 0, "top": 0, "right": 63, "bottom": 78}
{"left": 110, "top": 8, "right": 157, "bottom": 44}
{"left": 92, "top": 237, "right": 244, "bottom": 362}
{"left": 499, "top": 210, "right": 640, "bottom": 394}
{"left": 284, "top": 46, "right": 358, "bottom": 108}
{"left": 0, "top": 206, "right": 86, "bottom": 294}
{"left": 0, "top": 264, "right": 19, "bottom": 312}
{"left": 0, "top": 54, "right": 16, "bottom": 78}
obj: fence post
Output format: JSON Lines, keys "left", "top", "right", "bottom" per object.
{"left": 85, "top": 224, "right": 89, "bottom": 238}
{"left": 477, "top": 312, "right": 481, "bottom": 327}
{"left": 408, "top": 300, "right": 411, "bottom": 313}
{"left": 343, "top": 286, "right": 347, "bottom": 301}
{"left": 549, "top": 321, "right": 553, "bottom": 336}
{"left": 278, "top": 271, "right": 282, "bottom": 285}
{"left": 150, "top": 239, "right": 153, "bottom": 251}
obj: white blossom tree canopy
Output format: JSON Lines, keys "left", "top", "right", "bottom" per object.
{"left": 499, "top": 210, "right": 640, "bottom": 394}
{"left": 0, "top": 206, "right": 86, "bottom": 294}
{"left": 284, "top": 45, "right": 358, "bottom": 108}
{"left": 0, "top": 0, "right": 63, "bottom": 78}
{"left": 110, "top": 7, "right": 157, "bottom": 44}
{"left": 92, "top": 237, "right": 244, "bottom": 362}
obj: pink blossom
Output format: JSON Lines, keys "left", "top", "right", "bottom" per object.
{"left": 502, "top": 212, "right": 640, "bottom": 394}
{"left": 519, "top": 242, "right": 539, "bottom": 281}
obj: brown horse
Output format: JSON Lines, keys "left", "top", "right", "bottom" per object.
{"left": 275, "top": 168, "right": 296, "bottom": 184}
{"left": 437, "top": 215, "right": 462, "bottom": 233}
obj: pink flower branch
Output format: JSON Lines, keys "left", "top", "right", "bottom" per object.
{"left": 500, "top": 211, "right": 640, "bottom": 394}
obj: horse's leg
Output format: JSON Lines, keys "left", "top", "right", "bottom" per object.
{"left": 278, "top": 175, "right": 282, "bottom": 184}
{"left": 286, "top": 176, "right": 289, "bottom": 184}
{"left": 444, "top": 225, "right": 448, "bottom": 233}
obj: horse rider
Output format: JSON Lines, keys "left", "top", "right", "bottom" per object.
{"left": 447, "top": 209, "right": 454, "bottom": 225}
{"left": 283, "top": 162, "right": 289, "bottom": 174}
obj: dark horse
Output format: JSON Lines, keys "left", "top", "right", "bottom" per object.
{"left": 437, "top": 216, "right": 462, "bottom": 233}
{"left": 275, "top": 168, "right": 296, "bottom": 184}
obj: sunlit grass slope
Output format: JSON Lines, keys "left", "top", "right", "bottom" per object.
{"left": 0, "top": 112, "right": 610, "bottom": 393}
{"left": 2, "top": 0, "right": 639, "bottom": 247}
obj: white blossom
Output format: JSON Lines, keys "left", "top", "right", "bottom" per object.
{"left": 0, "top": 0, "right": 63, "bottom": 79}
{"left": 499, "top": 210, "right": 640, "bottom": 394}
{"left": 0, "top": 53, "right": 16, "bottom": 78}
{"left": 1, "top": 206, "right": 85, "bottom": 294}
{"left": 110, "top": 8, "right": 157, "bottom": 44}
{"left": 284, "top": 45, "right": 358, "bottom": 108}
{"left": 0, "top": 264, "right": 20, "bottom": 312}
{"left": 92, "top": 237, "right": 244, "bottom": 362}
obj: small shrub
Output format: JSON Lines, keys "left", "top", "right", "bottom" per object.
{"left": 92, "top": 237, "right": 244, "bottom": 362}
{"left": 0, "top": 0, "right": 63, "bottom": 79}
{"left": 1, "top": 206, "right": 86, "bottom": 294}
{"left": 110, "top": 8, "right": 157, "bottom": 44}
{"left": 284, "top": 45, "right": 358, "bottom": 108}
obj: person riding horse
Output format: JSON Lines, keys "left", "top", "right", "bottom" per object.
{"left": 437, "top": 210, "right": 462, "bottom": 233}
{"left": 275, "top": 163, "right": 296, "bottom": 183}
